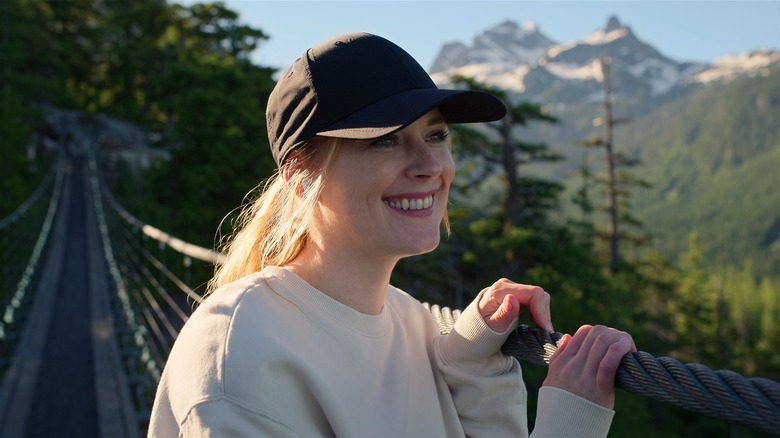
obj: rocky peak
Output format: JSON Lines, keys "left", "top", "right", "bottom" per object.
{"left": 603, "top": 15, "right": 625, "bottom": 33}
{"left": 429, "top": 19, "right": 555, "bottom": 74}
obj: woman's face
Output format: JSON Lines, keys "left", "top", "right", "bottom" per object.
{"left": 311, "top": 109, "right": 455, "bottom": 263}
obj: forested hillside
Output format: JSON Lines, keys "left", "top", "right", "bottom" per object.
{"left": 2, "top": 1, "right": 777, "bottom": 436}
{"left": 622, "top": 70, "right": 780, "bottom": 275}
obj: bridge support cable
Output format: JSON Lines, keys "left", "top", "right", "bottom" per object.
{"left": 85, "top": 157, "right": 140, "bottom": 438}
{"left": 428, "top": 304, "right": 780, "bottom": 435}
{"left": 0, "top": 153, "right": 63, "bottom": 354}
{"left": 89, "top": 153, "right": 168, "bottom": 432}
{"left": 105, "top": 195, "right": 200, "bottom": 358}
{"left": 89, "top": 151, "right": 222, "bottom": 432}
{"left": 110, "top": 226, "right": 182, "bottom": 360}
{"left": 101, "top": 178, "right": 225, "bottom": 268}
{"left": 0, "top": 154, "right": 70, "bottom": 435}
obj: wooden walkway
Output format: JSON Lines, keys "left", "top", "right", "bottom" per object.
{"left": 0, "top": 155, "right": 139, "bottom": 437}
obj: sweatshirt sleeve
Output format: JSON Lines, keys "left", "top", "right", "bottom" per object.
{"left": 434, "top": 290, "right": 529, "bottom": 437}
{"left": 531, "top": 386, "right": 614, "bottom": 437}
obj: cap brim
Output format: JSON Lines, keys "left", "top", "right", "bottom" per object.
{"left": 316, "top": 89, "right": 506, "bottom": 140}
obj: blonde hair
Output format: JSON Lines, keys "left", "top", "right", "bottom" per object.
{"left": 206, "top": 138, "right": 338, "bottom": 295}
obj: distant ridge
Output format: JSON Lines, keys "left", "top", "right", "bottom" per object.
{"left": 430, "top": 16, "right": 779, "bottom": 105}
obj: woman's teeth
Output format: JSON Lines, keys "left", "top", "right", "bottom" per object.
{"left": 384, "top": 195, "right": 433, "bottom": 211}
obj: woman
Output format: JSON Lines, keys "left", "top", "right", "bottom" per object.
{"left": 149, "top": 32, "right": 635, "bottom": 437}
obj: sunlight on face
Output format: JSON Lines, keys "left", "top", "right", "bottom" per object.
{"left": 310, "top": 109, "right": 455, "bottom": 264}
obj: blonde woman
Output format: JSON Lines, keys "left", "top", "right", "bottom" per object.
{"left": 149, "top": 32, "right": 635, "bottom": 437}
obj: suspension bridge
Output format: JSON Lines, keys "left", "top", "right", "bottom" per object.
{"left": 0, "top": 144, "right": 778, "bottom": 437}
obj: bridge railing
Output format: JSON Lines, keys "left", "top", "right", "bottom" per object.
{"left": 0, "top": 153, "right": 64, "bottom": 377}
{"left": 88, "top": 153, "right": 220, "bottom": 432}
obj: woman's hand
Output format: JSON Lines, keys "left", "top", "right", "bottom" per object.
{"left": 543, "top": 325, "right": 636, "bottom": 409}
{"left": 478, "top": 278, "right": 553, "bottom": 334}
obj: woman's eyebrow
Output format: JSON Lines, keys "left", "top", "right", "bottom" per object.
{"left": 427, "top": 117, "right": 446, "bottom": 126}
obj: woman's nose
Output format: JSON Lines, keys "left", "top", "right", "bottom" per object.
{"left": 405, "top": 140, "right": 445, "bottom": 180}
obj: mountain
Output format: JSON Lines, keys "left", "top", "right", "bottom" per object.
{"left": 431, "top": 16, "right": 780, "bottom": 274}
{"left": 430, "top": 16, "right": 778, "bottom": 106}
{"left": 429, "top": 20, "right": 556, "bottom": 92}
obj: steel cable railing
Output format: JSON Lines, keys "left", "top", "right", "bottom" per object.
{"left": 428, "top": 304, "right": 780, "bottom": 435}
{"left": 87, "top": 152, "right": 217, "bottom": 429}
{"left": 88, "top": 156, "right": 161, "bottom": 428}
{"left": 0, "top": 154, "right": 65, "bottom": 365}
{"left": 111, "top": 223, "right": 187, "bottom": 352}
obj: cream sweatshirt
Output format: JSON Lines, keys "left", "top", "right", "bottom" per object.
{"left": 148, "top": 266, "right": 613, "bottom": 437}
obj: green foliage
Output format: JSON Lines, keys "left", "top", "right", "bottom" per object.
{"left": 0, "top": 0, "right": 51, "bottom": 217}
{"left": 137, "top": 57, "right": 276, "bottom": 247}
{"left": 449, "top": 75, "right": 563, "bottom": 230}
{"left": 625, "top": 70, "right": 780, "bottom": 275}
{"left": 669, "top": 233, "right": 719, "bottom": 359}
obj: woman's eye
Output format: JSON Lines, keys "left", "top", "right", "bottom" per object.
{"left": 370, "top": 134, "right": 398, "bottom": 147}
{"left": 429, "top": 129, "right": 450, "bottom": 143}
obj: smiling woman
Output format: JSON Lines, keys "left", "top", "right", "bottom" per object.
{"left": 147, "top": 32, "right": 636, "bottom": 437}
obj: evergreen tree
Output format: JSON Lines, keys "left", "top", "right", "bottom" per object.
{"left": 117, "top": 2, "right": 277, "bottom": 247}
{"left": 449, "top": 74, "right": 562, "bottom": 231}
{"left": 674, "top": 232, "right": 717, "bottom": 361}
{"left": 0, "top": 0, "right": 57, "bottom": 216}
{"left": 578, "top": 57, "right": 651, "bottom": 273}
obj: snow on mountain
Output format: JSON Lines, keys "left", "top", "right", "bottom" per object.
{"left": 429, "top": 20, "right": 555, "bottom": 91}
{"left": 546, "top": 18, "right": 629, "bottom": 59}
{"left": 689, "top": 51, "right": 780, "bottom": 83}
{"left": 430, "top": 20, "right": 555, "bottom": 74}
{"left": 430, "top": 15, "right": 776, "bottom": 105}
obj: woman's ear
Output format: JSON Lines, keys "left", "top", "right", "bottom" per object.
{"left": 283, "top": 165, "right": 294, "bottom": 183}
{"left": 283, "top": 163, "right": 310, "bottom": 196}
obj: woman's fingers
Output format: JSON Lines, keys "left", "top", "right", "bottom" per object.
{"left": 485, "top": 294, "right": 519, "bottom": 329}
{"left": 526, "top": 286, "right": 553, "bottom": 333}
{"left": 545, "top": 325, "right": 636, "bottom": 409}
{"left": 478, "top": 279, "right": 553, "bottom": 333}
{"left": 596, "top": 337, "right": 631, "bottom": 392}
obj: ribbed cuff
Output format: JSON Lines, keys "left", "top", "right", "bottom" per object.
{"left": 532, "top": 387, "right": 614, "bottom": 438}
{"left": 438, "top": 290, "right": 518, "bottom": 372}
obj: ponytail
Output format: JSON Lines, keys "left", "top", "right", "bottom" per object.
{"left": 206, "top": 138, "right": 338, "bottom": 296}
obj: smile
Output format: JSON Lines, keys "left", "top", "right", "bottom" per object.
{"left": 383, "top": 195, "right": 434, "bottom": 211}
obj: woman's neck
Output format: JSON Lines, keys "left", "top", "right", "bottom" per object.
{"left": 285, "top": 243, "right": 396, "bottom": 315}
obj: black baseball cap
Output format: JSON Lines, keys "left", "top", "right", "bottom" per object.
{"left": 266, "top": 32, "right": 507, "bottom": 166}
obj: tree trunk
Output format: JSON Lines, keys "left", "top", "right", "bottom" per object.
{"left": 601, "top": 58, "right": 619, "bottom": 273}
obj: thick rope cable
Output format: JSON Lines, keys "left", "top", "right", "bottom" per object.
{"left": 101, "top": 183, "right": 225, "bottom": 265}
{"left": 427, "top": 304, "right": 780, "bottom": 435}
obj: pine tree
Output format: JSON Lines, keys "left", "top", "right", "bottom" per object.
{"left": 577, "top": 57, "right": 651, "bottom": 273}
{"left": 448, "top": 75, "right": 562, "bottom": 230}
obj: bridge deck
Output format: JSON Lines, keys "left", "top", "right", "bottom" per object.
{"left": 0, "top": 155, "right": 138, "bottom": 437}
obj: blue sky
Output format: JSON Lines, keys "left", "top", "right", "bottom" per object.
{"left": 179, "top": 0, "right": 779, "bottom": 72}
